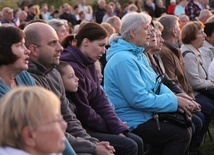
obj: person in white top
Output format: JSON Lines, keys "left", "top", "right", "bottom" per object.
{"left": 0, "top": 86, "right": 67, "bottom": 155}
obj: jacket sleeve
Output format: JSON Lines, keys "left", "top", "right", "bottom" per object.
{"left": 112, "top": 58, "right": 178, "bottom": 113}
{"left": 70, "top": 65, "right": 129, "bottom": 135}
{"left": 162, "top": 74, "right": 183, "bottom": 94}
{"left": 183, "top": 52, "right": 214, "bottom": 90}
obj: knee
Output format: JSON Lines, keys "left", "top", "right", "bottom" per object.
{"left": 124, "top": 139, "right": 138, "bottom": 154}
{"left": 180, "top": 127, "right": 192, "bottom": 144}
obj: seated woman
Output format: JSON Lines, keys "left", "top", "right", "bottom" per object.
{"left": 0, "top": 25, "right": 76, "bottom": 155}
{"left": 104, "top": 12, "right": 192, "bottom": 155}
{"left": 0, "top": 26, "right": 35, "bottom": 96}
{"left": 60, "top": 22, "right": 144, "bottom": 155}
{"left": 181, "top": 21, "right": 214, "bottom": 147}
{"left": 0, "top": 86, "right": 67, "bottom": 155}
{"left": 148, "top": 18, "right": 203, "bottom": 155}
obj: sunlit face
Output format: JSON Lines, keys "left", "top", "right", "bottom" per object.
{"left": 133, "top": 22, "right": 151, "bottom": 47}
{"left": 36, "top": 28, "right": 63, "bottom": 69}
{"left": 57, "top": 25, "right": 69, "bottom": 42}
{"left": 4, "top": 9, "right": 14, "bottom": 21}
{"left": 191, "top": 28, "right": 206, "bottom": 48}
{"left": 156, "top": 30, "right": 164, "bottom": 50}
{"left": 99, "top": 0, "right": 106, "bottom": 9}
{"left": 83, "top": 38, "right": 107, "bottom": 62}
{"left": 94, "top": 61, "right": 103, "bottom": 85}
{"left": 29, "top": 6, "right": 36, "bottom": 15}
{"left": 148, "top": 25, "right": 157, "bottom": 47}
{"left": 179, "top": 17, "right": 189, "bottom": 29}
{"left": 11, "top": 39, "right": 30, "bottom": 72}
{"left": 33, "top": 110, "right": 67, "bottom": 154}
{"left": 62, "top": 65, "right": 79, "bottom": 92}
{"left": 174, "top": 20, "right": 181, "bottom": 40}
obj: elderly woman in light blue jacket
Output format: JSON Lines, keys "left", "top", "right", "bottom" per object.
{"left": 104, "top": 12, "right": 192, "bottom": 155}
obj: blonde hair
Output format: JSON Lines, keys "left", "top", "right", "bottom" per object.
{"left": 0, "top": 86, "right": 60, "bottom": 149}
{"left": 101, "top": 22, "right": 116, "bottom": 37}
{"left": 153, "top": 20, "right": 164, "bottom": 32}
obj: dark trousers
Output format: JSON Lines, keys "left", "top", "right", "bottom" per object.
{"left": 87, "top": 130, "right": 144, "bottom": 155}
{"left": 193, "top": 93, "right": 214, "bottom": 149}
{"left": 132, "top": 119, "right": 191, "bottom": 155}
{"left": 190, "top": 112, "right": 204, "bottom": 153}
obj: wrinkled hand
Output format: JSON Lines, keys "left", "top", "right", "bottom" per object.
{"left": 177, "top": 96, "right": 194, "bottom": 117}
{"left": 176, "top": 93, "right": 201, "bottom": 113}
{"left": 96, "top": 141, "right": 115, "bottom": 155}
{"left": 192, "top": 100, "right": 201, "bottom": 113}
{"left": 177, "top": 93, "right": 193, "bottom": 100}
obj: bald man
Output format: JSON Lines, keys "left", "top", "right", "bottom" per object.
{"left": 24, "top": 22, "right": 115, "bottom": 155}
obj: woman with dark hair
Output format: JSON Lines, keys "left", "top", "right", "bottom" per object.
{"left": 60, "top": 22, "right": 144, "bottom": 155}
{"left": 0, "top": 26, "right": 35, "bottom": 96}
{"left": 0, "top": 26, "right": 77, "bottom": 155}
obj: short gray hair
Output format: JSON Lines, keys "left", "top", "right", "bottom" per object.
{"left": 121, "top": 12, "right": 151, "bottom": 41}
{"left": 158, "top": 14, "right": 179, "bottom": 39}
{"left": 48, "top": 19, "right": 65, "bottom": 33}
{"left": 109, "top": 12, "right": 151, "bottom": 42}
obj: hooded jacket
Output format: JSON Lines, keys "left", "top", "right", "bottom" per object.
{"left": 104, "top": 38, "right": 178, "bottom": 130}
{"left": 60, "top": 46, "right": 129, "bottom": 134}
{"left": 27, "top": 60, "right": 98, "bottom": 154}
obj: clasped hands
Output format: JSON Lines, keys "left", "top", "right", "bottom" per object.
{"left": 176, "top": 93, "right": 201, "bottom": 118}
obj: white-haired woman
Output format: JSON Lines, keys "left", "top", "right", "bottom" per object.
{"left": 104, "top": 12, "right": 191, "bottom": 155}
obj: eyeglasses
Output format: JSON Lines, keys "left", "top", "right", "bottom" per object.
{"left": 39, "top": 114, "right": 64, "bottom": 127}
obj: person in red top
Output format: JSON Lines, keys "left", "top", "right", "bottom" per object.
{"left": 167, "top": 0, "right": 177, "bottom": 15}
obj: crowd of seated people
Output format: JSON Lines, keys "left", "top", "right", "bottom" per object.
{"left": 0, "top": 0, "right": 214, "bottom": 155}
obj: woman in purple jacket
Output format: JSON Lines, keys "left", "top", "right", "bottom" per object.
{"left": 60, "top": 22, "right": 144, "bottom": 155}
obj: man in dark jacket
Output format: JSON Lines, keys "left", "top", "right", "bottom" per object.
{"left": 59, "top": 3, "right": 76, "bottom": 26}
{"left": 95, "top": 0, "right": 106, "bottom": 23}
{"left": 24, "top": 22, "right": 115, "bottom": 155}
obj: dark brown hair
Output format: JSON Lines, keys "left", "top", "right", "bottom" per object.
{"left": 61, "top": 22, "right": 108, "bottom": 48}
{"left": 0, "top": 26, "right": 25, "bottom": 65}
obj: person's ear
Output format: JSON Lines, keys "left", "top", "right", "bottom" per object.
{"left": 28, "top": 44, "right": 38, "bottom": 57}
{"left": 22, "top": 126, "right": 36, "bottom": 147}
{"left": 82, "top": 38, "right": 89, "bottom": 47}
{"left": 129, "top": 29, "right": 136, "bottom": 38}
{"left": 172, "top": 28, "right": 177, "bottom": 37}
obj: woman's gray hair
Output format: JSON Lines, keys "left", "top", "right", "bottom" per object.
{"left": 48, "top": 19, "right": 65, "bottom": 33}
{"left": 109, "top": 12, "right": 151, "bottom": 43}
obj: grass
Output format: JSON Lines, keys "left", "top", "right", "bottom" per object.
{"left": 200, "top": 121, "right": 214, "bottom": 155}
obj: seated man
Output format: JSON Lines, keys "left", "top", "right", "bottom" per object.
{"left": 24, "top": 22, "right": 114, "bottom": 155}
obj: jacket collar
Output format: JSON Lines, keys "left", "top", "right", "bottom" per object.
{"left": 163, "top": 40, "right": 180, "bottom": 57}
{"left": 62, "top": 45, "right": 94, "bottom": 68}
{"left": 28, "top": 60, "right": 55, "bottom": 76}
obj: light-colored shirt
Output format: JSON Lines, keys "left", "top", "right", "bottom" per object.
{"left": 174, "top": 4, "right": 185, "bottom": 16}
{"left": 200, "top": 40, "right": 214, "bottom": 71}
